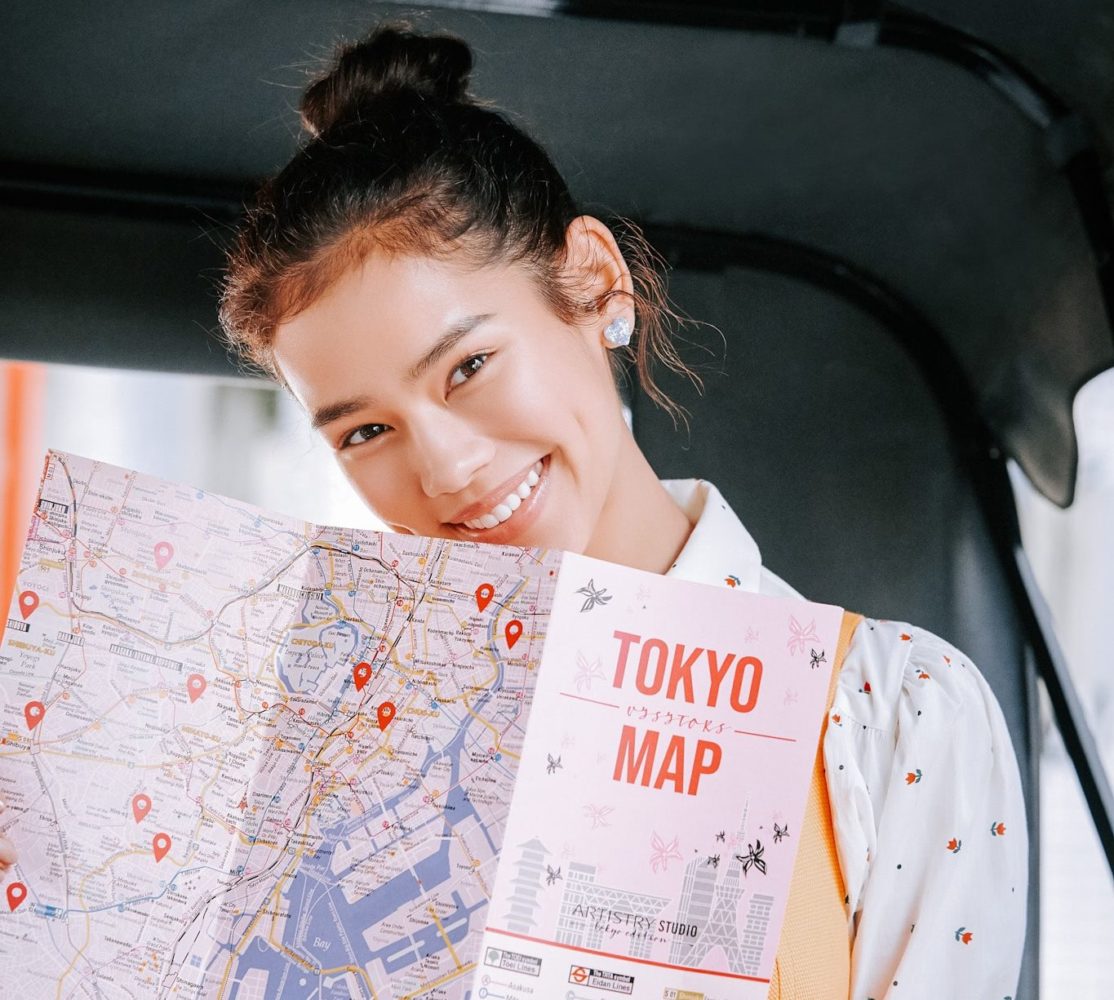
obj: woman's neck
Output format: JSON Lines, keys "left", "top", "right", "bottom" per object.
{"left": 584, "top": 434, "right": 694, "bottom": 575}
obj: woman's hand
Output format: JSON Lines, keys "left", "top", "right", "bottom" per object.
{"left": 0, "top": 801, "right": 17, "bottom": 878}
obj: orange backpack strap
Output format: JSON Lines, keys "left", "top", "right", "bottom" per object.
{"left": 767, "top": 609, "right": 863, "bottom": 1000}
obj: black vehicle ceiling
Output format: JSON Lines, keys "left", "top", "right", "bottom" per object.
{"left": 2, "top": 0, "right": 1112, "bottom": 507}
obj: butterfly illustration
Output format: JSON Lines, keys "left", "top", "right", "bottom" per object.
{"left": 715, "top": 830, "right": 726, "bottom": 842}
{"left": 736, "top": 839, "right": 768, "bottom": 876}
{"left": 576, "top": 579, "right": 612, "bottom": 612}
{"left": 773, "top": 822, "right": 789, "bottom": 843}
{"left": 583, "top": 803, "right": 614, "bottom": 829}
{"left": 546, "top": 753, "right": 563, "bottom": 774}
{"left": 787, "top": 616, "right": 820, "bottom": 656}
{"left": 706, "top": 854, "right": 721, "bottom": 868}
{"left": 649, "top": 832, "right": 683, "bottom": 873}
{"left": 546, "top": 865, "right": 563, "bottom": 886}
{"left": 809, "top": 648, "right": 827, "bottom": 670}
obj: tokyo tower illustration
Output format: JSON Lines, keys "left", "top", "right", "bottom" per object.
{"left": 669, "top": 798, "right": 774, "bottom": 975}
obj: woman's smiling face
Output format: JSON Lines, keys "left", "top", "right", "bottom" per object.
{"left": 271, "top": 229, "right": 632, "bottom": 554}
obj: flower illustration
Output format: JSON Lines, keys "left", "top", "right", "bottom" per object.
{"left": 576, "top": 579, "right": 612, "bottom": 612}
{"left": 954, "top": 926, "right": 974, "bottom": 944}
{"left": 905, "top": 769, "right": 923, "bottom": 785}
{"left": 574, "top": 652, "right": 606, "bottom": 692}
{"left": 990, "top": 821, "right": 1006, "bottom": 836}
{"left": 735, "top": 839, "right": 768, "bottom": 876}
{"left": 947, "top": 837, "right": 962, "bottom": 853}
{"left": 787, "top": 615, "right": 820, "bottom": 656}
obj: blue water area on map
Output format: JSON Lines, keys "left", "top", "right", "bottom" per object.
{"left": 225, "top": 939, "right": 352, "bottom": 999}
{"left": 251, "top": 702, "right": 495, "bottom": 992}
{"left": 226, "top": 580, "right": 527, "bottom": 995}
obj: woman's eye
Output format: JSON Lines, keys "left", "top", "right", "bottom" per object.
{"left": 340, "top": 423, "right": 390, "bottom": 448}
{"left": 448, "top": 353, "right": 489, "bottom": 390}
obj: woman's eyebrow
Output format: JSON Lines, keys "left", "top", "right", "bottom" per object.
{"left": 407, "top": 313, "right": 495, "bottom": 381}
{"left": 311, "top": 395, "right": 373, "bottom": 430}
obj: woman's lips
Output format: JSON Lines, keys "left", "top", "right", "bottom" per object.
{"left": 448, "top": 459, "right": 542, "bottom": 525}
{"left": 460, "top": 461, "right": 542, "bottom": 530}
{"left": 448, "top": 455, "right": 550, "bottom": 545}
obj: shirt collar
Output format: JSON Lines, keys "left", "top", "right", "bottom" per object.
{"left": 661, "top": 479, "right": 764, "bottom": 593}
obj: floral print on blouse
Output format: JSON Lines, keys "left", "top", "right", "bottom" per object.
{"left": 662, "top": 478, "right": 1028, "bottom": 1000}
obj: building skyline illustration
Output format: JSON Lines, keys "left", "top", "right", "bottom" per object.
{"left": 741, "top": 893, "right": 775, "bottom": 973}
{"left": 556, "top": 860, "right": 671, "bottom": 959}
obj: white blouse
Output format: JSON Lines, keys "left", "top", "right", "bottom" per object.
{"left": 662, "top": 479, "right": 1028, "bottom": 1000}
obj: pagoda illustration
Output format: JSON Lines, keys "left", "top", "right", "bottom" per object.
{"left": 504, "top": 837, "right": 549, "bottom": 934}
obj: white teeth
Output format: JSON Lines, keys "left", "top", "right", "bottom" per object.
{"left": 461, "top": 460, "right": 545, "bottom": 531}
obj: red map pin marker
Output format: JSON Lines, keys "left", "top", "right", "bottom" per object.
{"left": 186, "top": 674, "right": 206, "bottom": 703}
{"left": 152, "top": 832, "right": 171, "bottom": 863}
{"left": 505, "top": 620, "right": 523, "bottom": 649}
{"left": 132, "top": 793, "right": 152, "bottom": 823}
{"left": 17, "top": 591, "right": 39, "bottom": 619}
{"left": 153, "top": 541, "right": 174, "bottom": 570}
{"left": 6, "top": 882, "right": 27, "bottom": 912}
{"left": 352, "top": 662, "right": 372, "bottom": 692}
{"left": 24, "top": 701, "right": 45, "bottom": 731}
{"left": 377, "top": 702, "right": 396, "bottom": 731}
{"left": 475, "top": 583, "right": 494, "bottom": 612}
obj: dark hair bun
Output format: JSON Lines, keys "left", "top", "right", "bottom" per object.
{"left": 301, "top": 23, "right": 474, "bottom": 136}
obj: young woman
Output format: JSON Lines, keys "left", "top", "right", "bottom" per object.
{"left": 2, "top": 21, "right": 1028, "bottom": 999}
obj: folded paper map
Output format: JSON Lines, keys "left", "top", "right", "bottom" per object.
{"left": 0, "top": 451, "right": 842, "bottom": 999}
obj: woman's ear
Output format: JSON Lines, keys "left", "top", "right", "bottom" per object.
{"left": 563, "top": 215, "right": 635, "bottom": 336}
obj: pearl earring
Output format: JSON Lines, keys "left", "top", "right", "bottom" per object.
{"left": 603, "top": 316, "right": 632, "bottom": 348}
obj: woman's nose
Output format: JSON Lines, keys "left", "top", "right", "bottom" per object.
{"left": 410, "top": 412, "right": 496, "bottom": 499}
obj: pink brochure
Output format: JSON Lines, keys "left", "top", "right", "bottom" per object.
{"left": 477, "top": 551, "right": 845, "bottom": 1000}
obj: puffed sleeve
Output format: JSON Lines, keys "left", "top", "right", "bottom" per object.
{"left": 822, "top": 618, "right": 1029, "bottom": 999}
